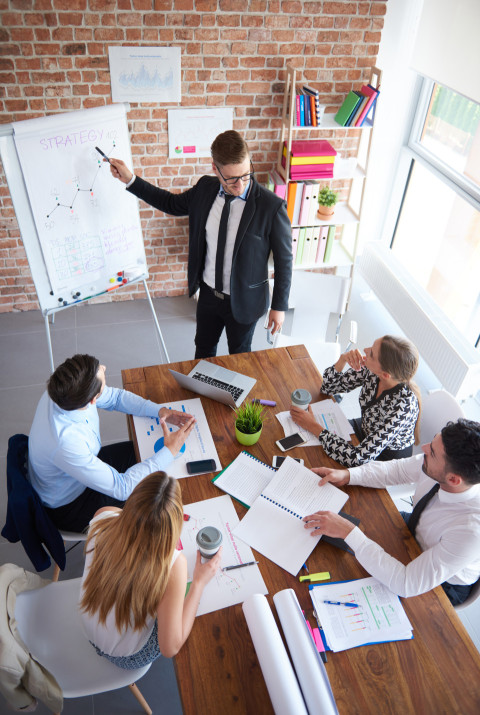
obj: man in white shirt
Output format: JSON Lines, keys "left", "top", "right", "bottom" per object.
{"left": 29, "top": 354, "right": 195, "bottom": 532}
{"left": 303, "top": 419, "right": 480, "bottom": 605}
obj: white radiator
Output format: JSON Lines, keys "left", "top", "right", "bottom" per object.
{"left": 359, "top": 242, "right": 480, "bottom": 400}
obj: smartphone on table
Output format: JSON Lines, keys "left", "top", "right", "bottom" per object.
{"left": 272, "top": 455, "right": 304, "bottom": 468}
{"left": 275, "top": 432, "right": 307, "bottom": 452}
{"left": 186, "top": 459, "right": 216, "bottom": 475}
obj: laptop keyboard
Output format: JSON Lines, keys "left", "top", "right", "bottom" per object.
{"left": 192, "top": 372, "right": 244, "bottom": 401}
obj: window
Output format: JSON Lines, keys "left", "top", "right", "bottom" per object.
{"left": 391, "top": 80, "right": 480, "bottom": 347}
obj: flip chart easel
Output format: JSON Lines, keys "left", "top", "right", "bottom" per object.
{"left": 0, "top": 105, "right": 169, "bottom": 370}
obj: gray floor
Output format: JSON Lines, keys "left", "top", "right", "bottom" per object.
{"left": 1, "top": 274, "right": 479, "bottom": 714}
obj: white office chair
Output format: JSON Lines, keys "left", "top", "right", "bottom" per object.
{"left": 454, "top": 576, "right": 480, "bottom": 611}
{"left": 413, "top": 389, "right": 465, "bottom": 455}
{"left": 15, "top": 577, "right": 152, "bottom": 715}
{"left": 388, "top": 389, "right": 465, "bottom": 510}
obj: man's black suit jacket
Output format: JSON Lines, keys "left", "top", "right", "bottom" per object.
{"left": 128, "top": 175, "right": 292, "bottom": 324}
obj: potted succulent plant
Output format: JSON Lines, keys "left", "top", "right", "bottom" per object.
{"left": 233, "top": 400, "right": 267, "bottom": 446}
{"left": 317, "top": 185, "right": 339, "bottom": 219}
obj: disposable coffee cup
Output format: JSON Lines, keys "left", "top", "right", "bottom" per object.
{"left": 291, "top": 388, "right": 312, "bottom": 411}
{"left": 196, "top": 526, "right": 223, "bottom": 559}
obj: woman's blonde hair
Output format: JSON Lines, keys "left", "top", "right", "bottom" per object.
{"left": 379, "top": 335, "right": 422, "bottom": 444}
{"left": 80, "top": 471, "right": 183, "bottom": 631}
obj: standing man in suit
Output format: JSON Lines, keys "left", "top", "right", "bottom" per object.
{"left": 109, "top": 130, "right": 292, "bottom": 358}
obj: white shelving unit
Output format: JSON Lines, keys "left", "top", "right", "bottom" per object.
{"left": 276, "top": 64, "right": 382, "bottom": 304}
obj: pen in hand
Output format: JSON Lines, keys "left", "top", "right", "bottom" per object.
{"left": 95, "top": 146, "right": 111, "bottom": 164}
{"left": 222, "top": 561, "right": 259, "bottom": 572}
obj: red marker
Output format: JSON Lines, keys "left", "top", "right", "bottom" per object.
{"left": 183, "top": 514, "right": 191, "bottom": 521}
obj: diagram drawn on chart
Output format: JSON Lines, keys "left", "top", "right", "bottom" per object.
{"left": 46, "top": 143, "right": 116, "bottom": 219}
{"left": 133, "top": 398, "right": 221, "bottom": 479}
{"left": 180, "top": 495, "right": 268, "bottom": 616}
{"left": 13, "top": 104, "right": 144, "bottom": 294}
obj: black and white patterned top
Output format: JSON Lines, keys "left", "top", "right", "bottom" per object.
{"left": 318, "top": 365, "right": 419, "bottom": 467}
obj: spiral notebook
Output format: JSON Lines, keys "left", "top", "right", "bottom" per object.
{"left": 212, "top": 451, "right": 277, "bottom": 508}
{"left": 233, "top": 456, "right": 348, "bottom": 576}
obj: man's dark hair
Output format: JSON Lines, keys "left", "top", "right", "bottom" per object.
{"left": 47, "top": 354, "right": 101, "bottom": 411}
{"left": 441, "top": 419, "right": 480, "bottom": 485}
{"left": 211, "top": 130, "right": 249, "bottom": 166}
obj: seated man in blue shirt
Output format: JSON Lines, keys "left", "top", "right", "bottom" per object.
{"left": 28, "top": 354, "right": 195, "bottom": 532}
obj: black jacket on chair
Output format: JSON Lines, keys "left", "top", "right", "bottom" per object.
{"left": 128, "top": 175, "right": 292, "bottom": 324}
{"left": 2, "top": 434, "right": 65, "bottom": 572}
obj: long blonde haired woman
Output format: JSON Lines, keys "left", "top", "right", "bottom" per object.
{"left": 290, "top": 335, "right": 421, "bottom": 467}
{"left": 80, "top": 471, "right": 222, "bottom": 668}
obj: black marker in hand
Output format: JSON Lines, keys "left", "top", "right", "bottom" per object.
{"left": 95, "top": 146, "right": 111, "bottom": 164}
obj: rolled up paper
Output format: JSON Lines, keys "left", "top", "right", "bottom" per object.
{"left": 242, "top": 594, "right": 308, "bottom": 715}
{"left": 273, "top": 588, "right": 338, "bottom": 715}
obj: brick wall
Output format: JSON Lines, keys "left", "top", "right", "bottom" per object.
{"left": 0, "top": 0, "right": 386, "bottom": 313}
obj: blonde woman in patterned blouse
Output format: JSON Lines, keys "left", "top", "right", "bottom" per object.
{"left": 290, "top": 335, "right": 421, "bottom": 467}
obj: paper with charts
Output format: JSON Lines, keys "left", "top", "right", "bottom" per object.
{"left": 181, "top": 495, "right": 268, "bottom": 616}
{"left": 310, "top": 576, "right": 413, "bottom": 652}
{"left": 276, "top": 400, "right": 352, "bottom": 446}
{"left": 133, "top": 398, "right": 220, "bottom": 478}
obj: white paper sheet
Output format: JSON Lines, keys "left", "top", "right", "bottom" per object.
{"left": 109, "top": 46, "right": 181, "bottom": 103}
{"left": 181, "top": 496, "right": 267, "bottom": 616}
{"left": 276, "top": 400, "right": 353, "bottom": 446}
{"left": 133, "top": 398, "right": 220, "bottom": 478}
{"left": 273, "top": 589, "right": 338, "bottom": 715}
{"left": 310, "top": 577, "right": 413, "bottom": 652}
{"left": 242, "top": 594, "right": 308, "bottom": 715}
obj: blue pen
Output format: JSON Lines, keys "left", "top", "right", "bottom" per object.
{"left": 323, "top": 600, "right": 359, "bottom": 608}
{"left": 302, "top": 562, "right": 309, "bottom": 574}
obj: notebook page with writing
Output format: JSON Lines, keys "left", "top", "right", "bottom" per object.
{"left": 234, "top": 457, "right": 348, "bottom": 576}
{"left": 212, "top": 451, "right": 276, "bottom": 507}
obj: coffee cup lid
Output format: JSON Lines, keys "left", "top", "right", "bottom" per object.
{"left": 196, "top": 526, "right": 222, "bottom": 549}
{"left": 291, "top": 388, "right": 312, "bottom": 405}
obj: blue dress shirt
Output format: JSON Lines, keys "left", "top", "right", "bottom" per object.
{"left": 28, "top": 386, "right": 173, "bottom": 508}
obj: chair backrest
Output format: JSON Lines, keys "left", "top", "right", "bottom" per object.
{"left": 15, "top": 577, "right": 151, "bottom": 697}
{"left": 288, "top": 272, "right": 350, "bottom": 342}
{"left": 454, "top": 576, "right": 480, "bottom": 611}
{"left": 414, "top": 390, "right": 465, "bottom": 454}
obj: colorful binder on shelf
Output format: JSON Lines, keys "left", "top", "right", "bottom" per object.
{"left": 315, "top": 226, "right": 328, "bottom": 263}
{"left": 291, "top": 227, "right": 299, "bottom": 262}
{"left": 286, "top": 182, "right": 297, "bottom": 222}
{"left": 298, "top": 183, "right": 314, "bottom": 226}
{"left": 302, "top": 85, "right": 321, "bottom": 126}
{"left": 323, "top": 225, "right": 336, "bottom": 263}
{"left": 291, "top": 182, "right": 304, "bottom": 225}
{"left": 307, "top": 182, "right": 319, "bottom": 225}
{"left": 295, "top": 227, "right": 307, "bottom": 265}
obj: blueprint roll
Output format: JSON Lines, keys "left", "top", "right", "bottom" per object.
{"left": 242, "top": 594, "right": 307, "bottom": 715}
{"left": 273, "top": 589, "right": 338, "bottom": 715}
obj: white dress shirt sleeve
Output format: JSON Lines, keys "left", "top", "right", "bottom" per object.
{"left": 348, "top": 454, "right": 423, "bottom": 488}
{"left": 96, "top": 385, "right": 162, "bottom": 417}
{"left": 345, "top": 521, "right": 480, "bottom": 598}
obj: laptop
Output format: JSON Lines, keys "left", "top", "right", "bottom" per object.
{"left": 169, "top": 360, "right": 256, "bottom": 408}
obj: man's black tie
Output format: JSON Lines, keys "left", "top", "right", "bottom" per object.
{"left": 408, "top": 483, "right": 440, "bottom": 537}
{"left": 215, "top": 194, "right": 234, "bottom": 294}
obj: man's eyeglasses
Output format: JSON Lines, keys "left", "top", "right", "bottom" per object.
{"left": 215, "top": 162, "right": 255, "bottom": 185}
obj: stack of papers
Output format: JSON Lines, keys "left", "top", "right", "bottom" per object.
{"left": 276, "top": 400, "right": 353, "bottom": 446}
{"left": 310, "top": 577, "right": 413, "bottom": 652}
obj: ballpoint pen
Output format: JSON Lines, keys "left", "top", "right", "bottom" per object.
{"left": 322, "top": 600, "right": 359, "bottom": 608}
{"left": 222, "top": 561, "right": 259, "bottom": 572}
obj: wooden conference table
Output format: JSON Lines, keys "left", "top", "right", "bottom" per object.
{"left": 122, "top": 347, "right": 480, "bottom": 715}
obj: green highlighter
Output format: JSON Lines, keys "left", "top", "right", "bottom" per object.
{"left": 299, "top": 571, "right": 331, "bottom": 583}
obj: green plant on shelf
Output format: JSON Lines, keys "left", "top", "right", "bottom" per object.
{"left": 318, "top": 185, "right": 339, "bottom": 207}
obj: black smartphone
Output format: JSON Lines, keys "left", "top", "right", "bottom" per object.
{"left": 186, "top": 459, "right": 216, "bottom": 475}
{"left": 275, "top": 432, "right": 307, "bottom": 451}
{"left": 272, "top": 455, "right": 304, "bottom": 468}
